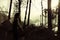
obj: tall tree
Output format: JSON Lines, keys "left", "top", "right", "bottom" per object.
{"left": 13, "top": 0, "right": 22, "bottom": 40}
{"left": 41, "top": 0, "right": 43, "bottom": 25}
{"left": 8, "top": 0, "right": 13, "bottom": 20}
{"left": 23, "top": 0, "right": 29, "bottom": 28}
{"left": 48, "top": 0, "right": 52, "bottom": 31}
{"left": 27, "top": 0, "right": 31, "bottom": 26}
{"left": 58, "top": 0, "right": 60, "bottom": 39}
{"left": 18, "top": 0, "right": 21, "bottom": 23}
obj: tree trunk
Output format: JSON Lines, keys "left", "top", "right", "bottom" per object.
{"left": 48, "top": 0, "right": 52, "bottom": 31}
{"left": 18, "top": 0, "right": 21, "bottom": 23}
{"left": 58, "top": 0, "right": 60, "bottom": 39}
{"left": 8, "top": 0, "right": 12, "bottom": 20}
{"left": 27, "top": 0, "right": 31, "bottom": 26}
{"left": 41, "top": 0, "right": 43, "bottom": 25}
{"left": 23, "top": 0, "right": 29, "bottom": 28}
{"left": 13, "top": 0, "right": 22, "bottom": 40}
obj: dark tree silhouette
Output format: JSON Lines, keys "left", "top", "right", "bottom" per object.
{"left": 58, "top": 0, "right": 60, "bottom": 39}
{"left": 41, "top": 0, "right": 43, "bottom": 25}
{"left": 8, "top": 0, "right": 13, "bottom": 20}
{"left": 13, "top": 0, "right": 22, "bottom": 40}
{"left": 27, "top": 0, "right": 31, "bottom": 26}
{"left": 48, "top": 0, "right": 52, "bottom": 31}
{"left": 13, "top": 13, "right": 20, "bottom": 40}
{"left": 23, "top": 0, "right": 29, "bottom": 28}
{"left": 18, "top": 0, "right": 21, "bottom": 23}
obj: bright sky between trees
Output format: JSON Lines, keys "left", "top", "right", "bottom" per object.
{"left": 0, "top": 0, "right": 59, "bottom": 26}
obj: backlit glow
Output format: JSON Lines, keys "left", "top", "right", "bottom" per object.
{"left": 0, "top": 0, "right": 59, "bottom": 27}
